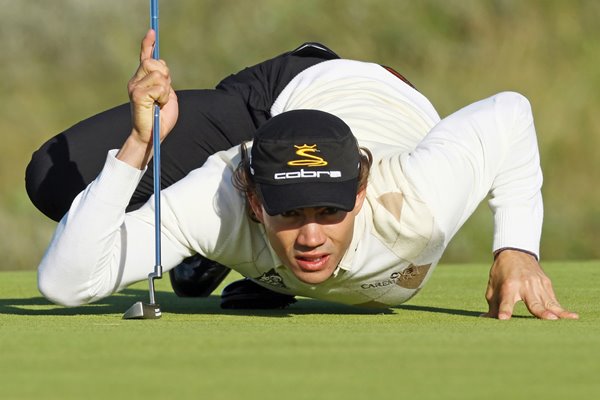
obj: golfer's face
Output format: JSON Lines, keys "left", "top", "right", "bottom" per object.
{"left": 250, "top": 190, "right": 366, "bottom": 284}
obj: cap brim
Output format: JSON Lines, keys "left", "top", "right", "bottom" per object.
{"left": 257, "top": 179, "right": 359, "bottom": 216}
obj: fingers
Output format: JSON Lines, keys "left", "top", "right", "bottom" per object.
{"left": 525, "top": 290, "right": 562, "bottom": 319}
{"left": 497, "top": 300, "right": 515, "bottom": 320}
{"left": 484, "top": 300, "right": 579, "bottom": 320}
{"left": 132, "top": 29, "right": 167, "bottom": 84}
{"left": 557, "top": 310, "right": 580, "bottom": 320}
{"left": 483, "top": 250, "right": 579, "bottom": 321}
{"left": 481, "top": 288, "right": 516, "bottom": 320}
{"left": 140, "top": 29, "right": 156, "bottom": 62}
{"left": 524, "top": 300, "right": 558, "bottom": 320}
{"left": 131, "top": 55, "right": 169, "bottom": 87}
{"left": 483, "top": 286, "right": 580, "bottom": 321}
{"left": 129, "top": 68, "right": 172, "bottom": 105}
{"left": 524, "top": 297, "right": 580, "bottom": 321}
{"left": 127, "top": 31, "right": 175, "bottom": 143}
{"left": 129, "top": 31, "right": 172, "bottom": 108}
{"left": 521, "top": 276, "right": 579, "bottom": 320}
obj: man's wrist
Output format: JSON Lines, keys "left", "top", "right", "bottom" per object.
{"left": 116, "top": 132, "right": 153, "bottom": 170}
{"left": 493, "top": 247, "right": 539, "bottom": 261}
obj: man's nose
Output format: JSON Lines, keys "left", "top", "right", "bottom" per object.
{"left": 296, "top": 222, "right": 326, "bottom": 248}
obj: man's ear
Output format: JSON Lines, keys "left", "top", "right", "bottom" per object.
{"left": 353, "top": 187, "right": 367, "bottom": 214}
{"left": 247, "top": 192, "right": 265, "bottom": 223}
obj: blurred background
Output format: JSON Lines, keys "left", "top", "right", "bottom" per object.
{"left": 2, "top": 0, "right": 599, "bottom": 271}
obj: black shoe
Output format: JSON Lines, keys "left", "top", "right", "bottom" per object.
{"left": 220, "top": 279, "right": 297, "bottom": 309}
{"left": 169, "top": 254, "right": 231, "bottom": 297}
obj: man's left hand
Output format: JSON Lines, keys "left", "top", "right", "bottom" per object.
{"left": 482, "top": 249, "right": 579, "bottom": 320}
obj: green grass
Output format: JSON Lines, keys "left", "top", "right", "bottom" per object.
{"left": 1, "top": 261, "right": 598, "bottom": 400}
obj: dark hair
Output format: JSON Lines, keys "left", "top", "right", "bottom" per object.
{"left": 232, "top": 141, "right": 373, "bottom": 221}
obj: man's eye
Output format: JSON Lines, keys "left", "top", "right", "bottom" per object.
{"left": 322, "top": 207, "right": 340, "bottom": 215}
{"left": 280, "top": 210, "right": 299, "bottom": 218}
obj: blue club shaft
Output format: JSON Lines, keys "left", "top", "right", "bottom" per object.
{"left": 149, "top": 0, "right": 162, "bottom": 305}
{"left": 151, "top": 0, "right": 159, "bottom": 59}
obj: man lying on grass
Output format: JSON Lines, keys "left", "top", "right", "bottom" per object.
{"left": 27, "top": 30, "right": 578, "bottom": 320}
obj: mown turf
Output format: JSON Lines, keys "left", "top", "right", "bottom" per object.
{"left": 0, "top": 261, "right": 598, "bottom": 400}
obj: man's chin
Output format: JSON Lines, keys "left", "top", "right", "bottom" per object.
{"left": 292, "top": 265, "right": 337, "bottom": 285}
{"left": 295, "top": 274, "right": 330, "bottom": 285}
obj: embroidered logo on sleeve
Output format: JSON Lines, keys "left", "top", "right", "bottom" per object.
{"left": 360, "top": 264, "right": 432, "bottom": 290}
{"left": 255, "top": 268, "right": 288, "bottom": 289}
{"left": 395, "top": 264, "right": 431, "bottom": 289}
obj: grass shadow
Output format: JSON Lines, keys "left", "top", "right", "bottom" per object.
{"left": 0, "top": 288, "right": 180, "bottom": 316}
{"left": 395, "top": 304, "right": 483, "bottom": 317}
{"left": 394, "top": 304, "right": 532, "bottom": 319}
{"left": 0, "top": 288, "right": 506, "bottom": 318}
{"left": 0, "top": 288, "right": 394, "bottom": 317}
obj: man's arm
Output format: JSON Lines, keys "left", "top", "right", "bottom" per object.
{"left": 37, "top": 150, "right": 191, "bottom": 306}
{"left": 37, "top": 30, "right": 185, "bottom": 306}
{"left": 401, "top": 91, "right": 578, "bottom": 320}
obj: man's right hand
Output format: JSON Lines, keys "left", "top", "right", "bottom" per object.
{"left": 117, "top": 29, "right": 179, "bottom": 169}
{"left": 482, "top": 249, "right": 579, "bottom": 320}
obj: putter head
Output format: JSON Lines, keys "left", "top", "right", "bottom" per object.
{"left": 123, "top": 301, "right": 162, "bottom": 319}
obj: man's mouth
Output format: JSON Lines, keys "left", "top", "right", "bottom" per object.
{"left": 295, "top": 254, "right": 330, "bottom": 272}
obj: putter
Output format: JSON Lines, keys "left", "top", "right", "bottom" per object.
{"left": 123, "top": 0, "right": 163, "bottom": 320}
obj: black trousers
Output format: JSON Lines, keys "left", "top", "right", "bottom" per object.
{"left": 25, "top": 89, "right": 257, "bottom": 222}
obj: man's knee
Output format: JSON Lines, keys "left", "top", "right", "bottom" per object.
{"left": 37, "top": 268, "right": 86, "bottom": 307}
{"left": 25, "top": 144, "right": 64, "bottom": 222}
{"left": 25, "top": 137, "right": 86, "bottom": 222}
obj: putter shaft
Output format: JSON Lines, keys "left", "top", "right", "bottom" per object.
{"left": 149, "top": 0, "right": 163, "bottom": 305}
{"left": 124, "top": 0, "right": 163, "bottom": 319}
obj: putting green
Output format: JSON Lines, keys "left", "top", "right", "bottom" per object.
{"left": 1, "top": 261, "right": 598, "bottom": 400}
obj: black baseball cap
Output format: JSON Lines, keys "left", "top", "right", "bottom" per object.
{"left": 250, "top": 109, "right": 361, "bottom": 216}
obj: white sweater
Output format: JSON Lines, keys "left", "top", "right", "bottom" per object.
{"left": 38, "top": 60, "right": 543, "bottom": 308}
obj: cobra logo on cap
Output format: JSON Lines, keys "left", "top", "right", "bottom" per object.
{"left": 287, "top": 144, "right": 328, "bottom": 167}
{"left": 274, "top": 144, "right": 341, "bottom": 180}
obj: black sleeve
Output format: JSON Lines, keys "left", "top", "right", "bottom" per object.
{"left": 25, "top": 42, "right": 339, "bottom": 222}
